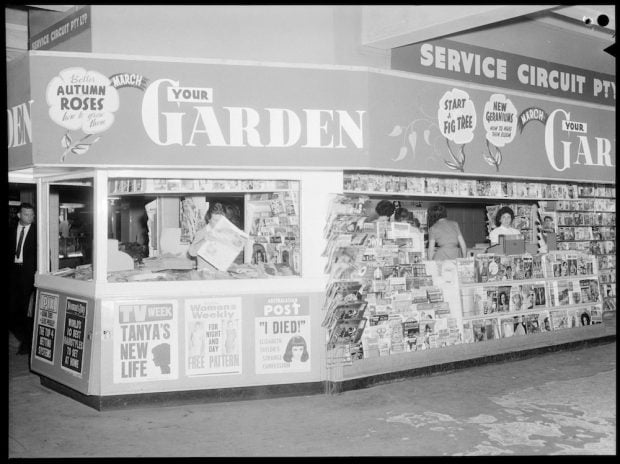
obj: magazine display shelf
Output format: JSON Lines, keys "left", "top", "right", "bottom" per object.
{"left": 322, "top": 194, "right": 615, "bottom": 392}
{"left": 326, "top": 252, "right": 615, "bottom": 391}
{"left": 538, "top": 186, "right": 616, "bottom": 312}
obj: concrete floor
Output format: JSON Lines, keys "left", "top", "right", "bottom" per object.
{"left": 8, "top": 336, "right": 616, "bottom": 457}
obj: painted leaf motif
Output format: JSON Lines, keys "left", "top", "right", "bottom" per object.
{"left": 70, "top": 144, "right": 90, "bottom": 155}
{"left": 423, "top": 129, "right": 431, "bottom": 145}
{"left": 408, "top": 131, "right": 417, "bottom": 154}
{"left": 457, "top": 144, "right": 466, "bottom": 164}
{"left": 61, "top": 133, "right": 72, "bottom": 149}
{"left": 495, "top": 148, "right": 502, "bottom": 165}
{"left": 392, "top": 146, "right": 408, "bottom": 161}
{"left": 388, "top": 125, "right": 403, "bottom": 137}
{"left": 444, "top": 160, "right": 460, "bottom": 170}
{"left": 483, "top": 153, "right": 496, "bottom": 166}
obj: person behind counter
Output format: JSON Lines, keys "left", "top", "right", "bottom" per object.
{"left": 489, "top": 206, "right": 522, "bottom": 246}
{"left": 374, "top": 199, "right": 395, "bottom": 221}
{"left": 188, "top": 202, "right": 243, "bottom": 269}
{"left": 427, "top": 204, "right": 467, "bottom": 260}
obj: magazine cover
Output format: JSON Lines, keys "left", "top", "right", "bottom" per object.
{"left": 499, "top": 255, "right": 513, "bottom": 280}
{"left": 460, "top": 288, "right": 477, "bottom": 318}
{"left": 196, "top": 214, "right": 249, "bottom": 271}
{"left": 328, "top": 318, "right": 367, "bottom": 348}
{"left": 579, "top": 279, "right": 600, "bottom": 303}
{"left": 483, "top": 287, "right": 498, "bottom": 315}
{"left": 533, "top": 282, "right": 548, "bottom": 307}
{"left": 525, "top": 313, "right": 542, "bottom": 334}
{"left": 461, "top": 321, "right": 474, "bottom": 344}
{"left": 532, "top": 255, "right": 545, "bottom": 279}
{"left": 512, "top": 256, "right": 524, "bottom": 280}
{"left": 510, "top": 285, "right": 524, "bottom": 311}
{"left": 513, "top": 214, "right": 530, "bottom": 231}
{"left": 331, "top": 301, "right": 368, "bottom": 324}
{"left": 456, "top": 258, "right": 476, "bottom": 284}
{"left": 566, "top": 308, "right": 581, "bottom": 328}
{"left": 559, "top": 255, "right": 570, "bottom": 277}
{"left": 499, "top": 316, "right": 515, "bottom": 338}
{"left": 548, "top": 281, "right": 557, "bottom": 307}
{"left": 521, "top": 284, "right": 535, "bottom": 309}
{"left": 403, "top": 317, "right": 420, "bottom": 351}
{"left": 538, "top": 311, "right": 553, "bottom": 332}
{"left": 326, "top": 281, "right": 363, "bottom": 303}
{"left": 360, "top": 325, "right": 382, "bottom": 358}
{"left": 471, "top": 319, "right": 486, "bottom": 342}
{"left": 475, "top": 254, "right": 492, "bottom": 283}
{"left": 590, "top": 305, "right": 603, "bottom": 324}
{"left": 497, "top": 286, "right": 511, "bottom": 312}
{"left": 389, "top": 320, "right": 406, "bottom": 354}
{"left": 541, "top": 211, "right": 558, "bottom": 235}
{"left": 512, "top": 315, "right": 528, "bottom": 336}
{"left": 578, "top": 307, "right": 593, "bottom": 326}
{"left": 420, "top": 319, "right": 437, "bottom": 349}
{"left": 522, "top": 255, "right": 533, "bottom": 279}
{"left": 368, "top": 313, "right": 389, "bottom": 326}
{"left": 487, "top": 256, "right": 502, "bottom": 282}
{"left": 549, "top": 255, "right": 562, "bottom": 278}
{"left": 570, "top": 279, "right": 582, "bottom": 305}
{"left": 579, "top": 255, "right": 595, "bottom": 276}
{"left": 567, "top": 255, "right": 579, "bottom": 276}
{"left": 550, "top": 309, "right": 569, "bottom": 330}
{"left": 556, "top": 280, "right": 571, "bottom": 306}
{"left": 484, "top": 318, "right": 500, "bottom": 340}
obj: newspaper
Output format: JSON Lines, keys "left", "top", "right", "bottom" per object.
{"left": 197, "top": 214, "right": 249, "bottom": 271}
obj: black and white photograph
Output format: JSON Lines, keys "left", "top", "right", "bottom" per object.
{"left": 7, "top": 4, "right": 615, "bottom": 458}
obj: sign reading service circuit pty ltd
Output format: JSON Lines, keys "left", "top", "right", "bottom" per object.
{"left": 255, "top": 296, "right": 311, "bottom": 374}
{"left": 113, "top": 300, "right": 178, "bottom": 383}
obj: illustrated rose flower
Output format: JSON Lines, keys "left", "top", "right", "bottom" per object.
{"left": 45, "top": 67, "right": 120, "bottom": 134}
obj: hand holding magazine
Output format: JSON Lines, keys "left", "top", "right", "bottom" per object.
{"left": 196, "top": 214, "right": 249, "bottom": 271}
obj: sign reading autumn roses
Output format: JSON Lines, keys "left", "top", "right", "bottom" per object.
{"left": 45, "top": 67, "right": 120, "bottom": 161}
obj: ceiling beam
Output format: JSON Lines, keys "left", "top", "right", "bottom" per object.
{"left": 362, "top": 5, "right": 558, "bottom": 49}
{"left": 25, "top": 5, "right": 75, "bottom": 12}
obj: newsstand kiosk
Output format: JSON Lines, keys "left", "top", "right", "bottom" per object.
{"left": 8, "top": 48, "right": 615, "bottom": 409}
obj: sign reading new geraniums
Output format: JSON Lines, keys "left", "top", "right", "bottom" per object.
{"left": 45, "top": 67, "right": 120, "bottom": 161}
{"left": 482, "top": 94, "right": 518, "bottom": 171}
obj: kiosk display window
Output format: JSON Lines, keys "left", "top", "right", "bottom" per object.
{"left": 104, "top": 177, "right": 301, "bottom": 282}
{"left": 47, "top": 178, "right": 94, "bottom": 280}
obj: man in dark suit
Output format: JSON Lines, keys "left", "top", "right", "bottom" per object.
{"left": 9, "top": 203, "right": 37, "bottom": 355}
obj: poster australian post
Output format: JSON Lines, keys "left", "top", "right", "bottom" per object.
{"left": 185, "top": 297, "right": 242, "bottom": 375}
{"left": 113, "top": 300, "right": 178, "bottom": 383}
{"left": 255, "top": 295, "right": 311, "bottom": 374}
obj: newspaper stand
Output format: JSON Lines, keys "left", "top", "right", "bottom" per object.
{"left": 8, "top": 49, "right": 615, "bottom": 409}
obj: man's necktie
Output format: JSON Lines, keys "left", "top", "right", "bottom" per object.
{"left": 15, "top": 226, "right": 24, "bottom": 259}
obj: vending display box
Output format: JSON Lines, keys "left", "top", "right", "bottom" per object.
{"left": 8, "top": 44, "right": 614, "bottom": 408}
